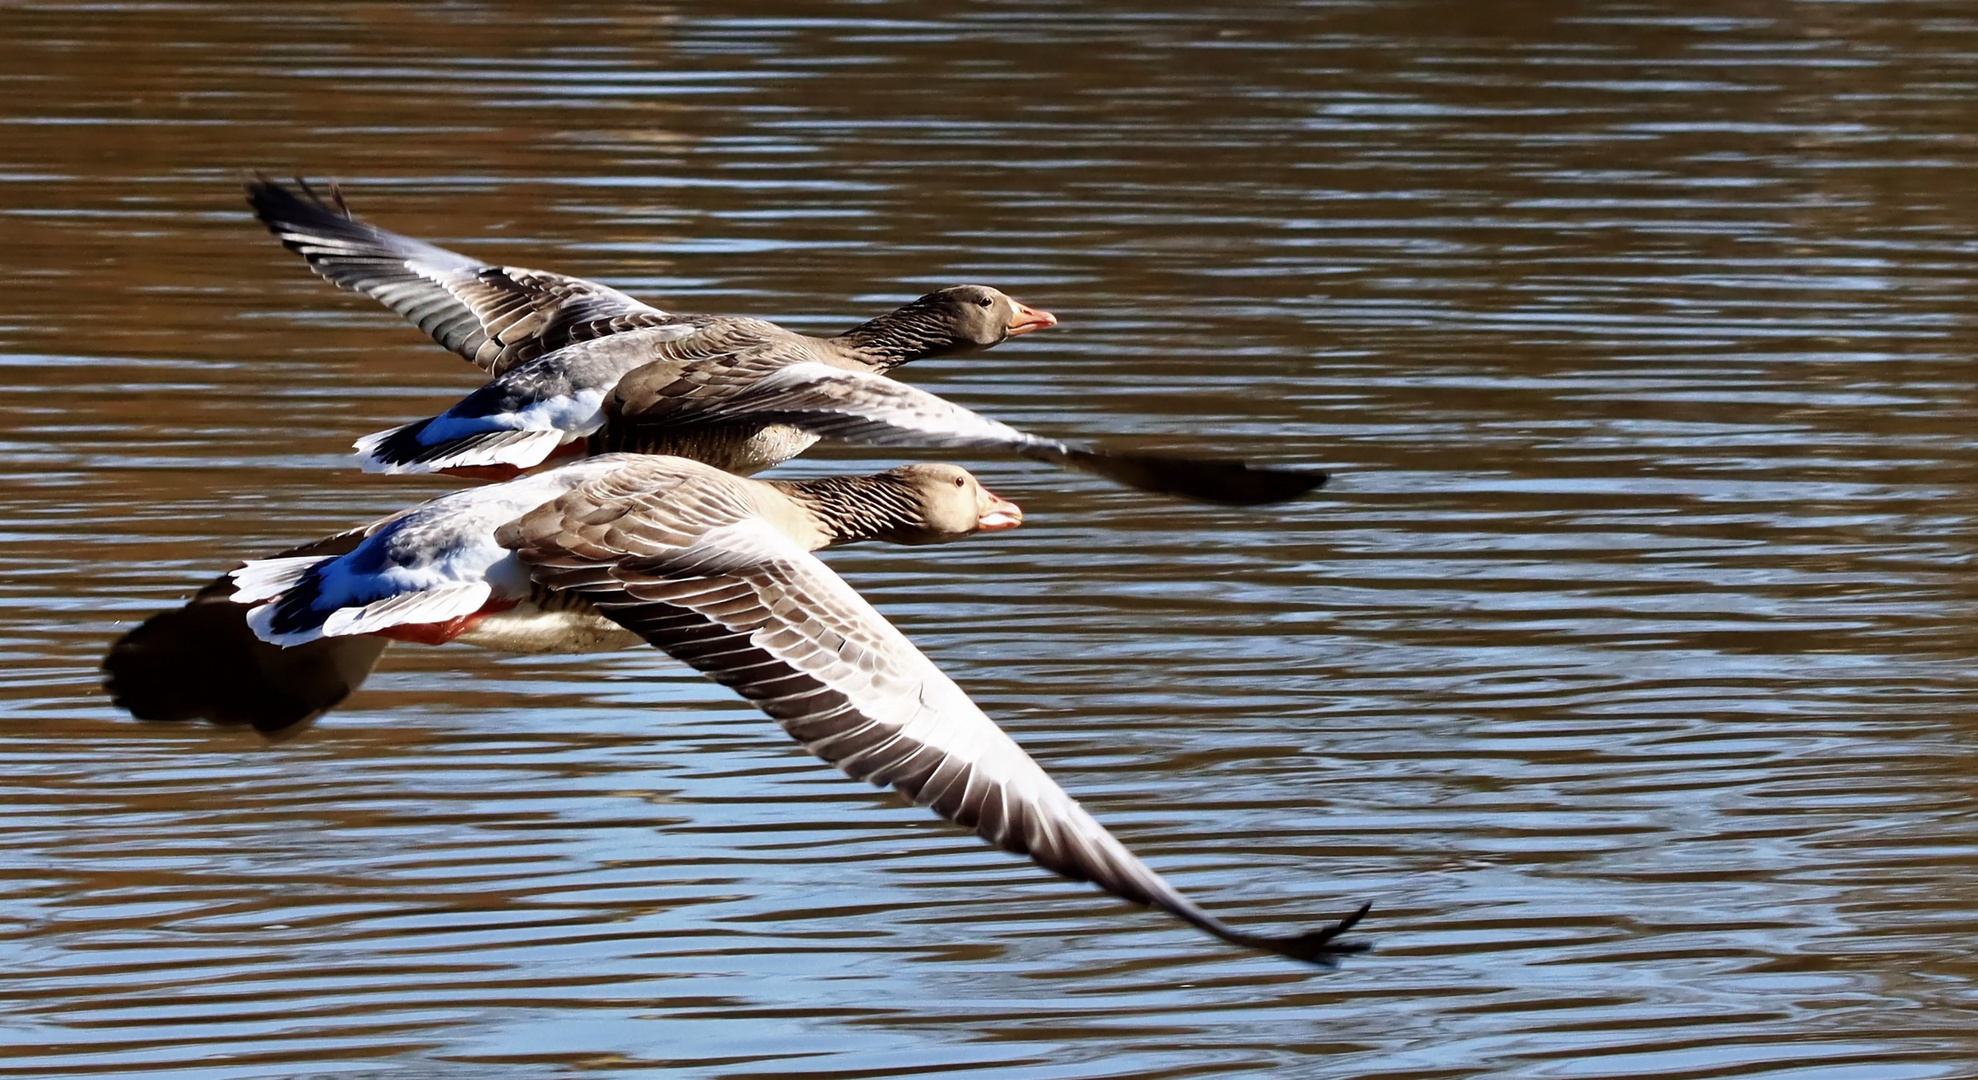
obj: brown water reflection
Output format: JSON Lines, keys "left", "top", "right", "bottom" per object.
{"left": 6, "top": 1, "right": 1978, "bottom": 1076}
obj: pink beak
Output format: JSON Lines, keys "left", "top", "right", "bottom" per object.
{"left": 978, "top": 491, "right": 1023, "bottom": 531}
{"left": 1005, "top": 301, "right": 1057, "bottom": 338}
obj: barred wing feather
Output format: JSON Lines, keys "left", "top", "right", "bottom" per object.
{"left": 501, "top": 474, "right": 1366, "bottom": 963}
{"left": 247, "top": 177, "right": 675, "bottom": 375}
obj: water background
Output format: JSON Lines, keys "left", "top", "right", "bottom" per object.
{"left": 5, "top": 3, "right": 1978, "bottom": 1077}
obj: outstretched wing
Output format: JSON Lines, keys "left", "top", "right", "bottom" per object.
{"left": 499, "top": 461, "right": 1366, "bottom": 963}
{"left": 247, "top": 176, "right": 677, "bottom": 375}
{"left": 607, "top": 360, "right": 1329, "bottom": 505}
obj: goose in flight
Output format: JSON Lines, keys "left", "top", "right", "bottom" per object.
{"left": 104, "top": 454, "right": 1367, "bottom": 964}
{"left": 248, "top": 178, "right": 1328, "bottom": 505}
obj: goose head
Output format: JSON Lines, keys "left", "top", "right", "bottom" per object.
{"left": 891, "top": 463, "right": 1024, "bottom": 541}
{"left": 838, "top": 285, "right": 1057, "bottom": 366}
{"left": 803, "top": 463, "right": 1021, "bottom": 547}
{"left": 913, "top": 285, "right": 1058, "bottom": 349}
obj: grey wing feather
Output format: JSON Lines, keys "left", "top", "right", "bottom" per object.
{"left": 499, "top": 462, "right": 1366, "bottom": 962}
{"left": 247, "top": 176, "right": 677, "bottom": 375}
{"left": 613, "top": 359, "right": 1067, "bottom": 454}
{"left": 610, "top": 361, "right": 1331, "bottom": 506}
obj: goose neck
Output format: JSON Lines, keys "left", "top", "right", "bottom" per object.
{"left": 776, "top": 473, "right": 925, "bottom": 548}
{"left": 832, "top": 307, "right": 967, "bottom": 369}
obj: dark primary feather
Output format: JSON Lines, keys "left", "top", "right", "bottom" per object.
{"left": 246, "top": 176, "right": 677, "bottom": 375}
{"left": 102, "top": 530, "right": 388, "bottom": 733}
{"left": 360, "top": 418, "right": 451, "bottom": 468}
{"left": 499, "top": 464, "right": 1367, "bottom": 964}
{"left": 1042, "top": 445, "right": 1329, "bottom": 505}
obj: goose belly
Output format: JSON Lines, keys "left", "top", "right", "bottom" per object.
{"left": 595, "top": 423, "right": 820, "bottom": 476}
{"left": 452, "top": 605, "right": 642, "bottom": 654}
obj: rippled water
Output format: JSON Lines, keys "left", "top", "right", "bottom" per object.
{"left": 7, "top": 2, "right": 1978, "bottom": 1076}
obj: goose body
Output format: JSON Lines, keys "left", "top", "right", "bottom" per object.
{"left": 233, "top": 454, "right": 1021, "bottom": 652}
{"left": 232, "top": 457, "right": 641, "bottom": 651}
{"left": 347, "top": 319, "right": 828, "bottom": 479}
{"left": 249, "top": 178, "right": 1053, "bottom": 479}
{"left": 249, "top": 178, "right": 1327, "bottom": 505}
{"left": 345, "top": 299, "right": 1061, "bottom": 479}
{"left": 104, "top": 454, "right": 1365, "bottom": 965}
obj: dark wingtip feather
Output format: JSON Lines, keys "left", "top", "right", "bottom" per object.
{"left": 1052, "top": 446, "right": 1329, "bottom": 506}
{"left": 357, "top": 418, "right": 439, "bottom": 468}
{"left": 1270, "top": 900, "right": 1373, "bottom": 964}
{"left": 243, "top": 174, "right": 389, "bottom": 269}
{"left": 245, "top": 173, "right": 339, "bottom": 229}
{"left": 1185, "top": 899, "right": 1371, "bottom": 967}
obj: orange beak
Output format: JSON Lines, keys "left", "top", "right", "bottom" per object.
{"left": 977, "top": 490, "right": 1023, "bottom": 531}
{"left": 1005, "top": 301, "right": 1057, "bottom": 338}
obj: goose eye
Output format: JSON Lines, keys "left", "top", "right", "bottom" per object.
{"left": 954, "top": 476, "right": 967, "bottom": 487}
{"left": 975, "top": 297, "right": 992, "bottom": 308}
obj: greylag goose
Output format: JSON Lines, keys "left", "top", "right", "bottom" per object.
{"left": 103, "top": 455, "right": 1017, "bottom": 727}
{"left": 104, "top": 454, "right": 1367, "bottom": 964}
{"left": 247, "top": 178, "right": 1327, "bottom": 505}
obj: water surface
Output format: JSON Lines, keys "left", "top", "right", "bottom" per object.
{"left": 5, "top": 2, "right": 1978, "bottom": 1077}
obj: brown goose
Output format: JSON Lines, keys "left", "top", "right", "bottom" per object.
{"left": 249, "top": 179, "right": 1053, "bottom": 474}
{"left": 248, "top": 178, "right": 1326, "bottom": 505}
{"left": 103, "top": 454, "right": 1367, "bottom": 965}
{"left": 105, "top": 454, "right": 1018, "bottom": 726}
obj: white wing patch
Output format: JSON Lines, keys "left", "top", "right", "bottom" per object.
{"left": 246, "top": 580, "right": 494, "bottom": 647}
{"left": 230, "top": 555, "right": 332, "bottom": 605}
{"left": 353, "top": 427, "right": 573, "bottom": 474}
{"left": 322, "top": 581, "right": 493, "bottom": 639}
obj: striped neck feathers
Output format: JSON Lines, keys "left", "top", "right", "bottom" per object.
{"left": 832, "top": 303, "right": 985, "bottom": 370}
{"left": 777, "top": 472, "right": 952, "bottom": 547}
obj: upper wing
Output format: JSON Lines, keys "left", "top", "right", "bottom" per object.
{"left": 608, "top": 360, "right": 1329, "bottom": 506}
{"left": 247, "top": 176, "right": 677, "bottom": 375}
{"left": 499, "top": 462, "right": 1366, "bottom": 963}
